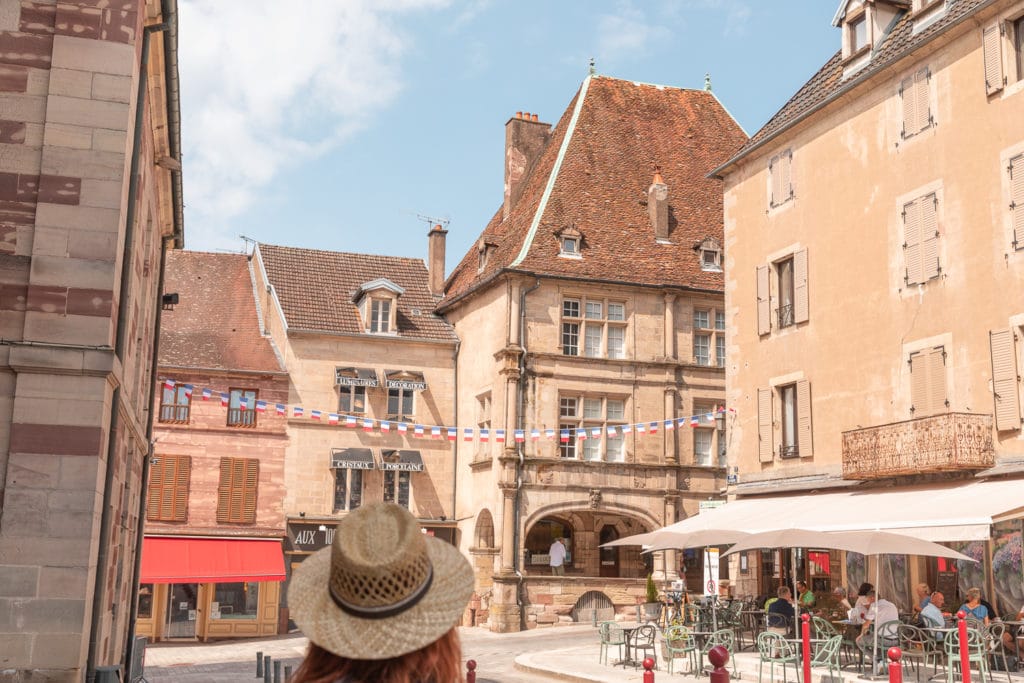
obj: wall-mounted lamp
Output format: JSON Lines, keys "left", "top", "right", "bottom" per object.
{"left": 317, "top": 524, "right": 327, "bottom": 532}
{"left": 162, "top": 292, "right": 179, "bottom": 310}
{"left": 298, "top": 511, "right": 306, "bottom": 518}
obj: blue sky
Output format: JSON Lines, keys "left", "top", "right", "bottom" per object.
{"left": 178, "top": 1, "right": 840, "bottom": 272}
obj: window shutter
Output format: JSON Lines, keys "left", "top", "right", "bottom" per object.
{"left": 903, "top": 198, "right": 923, "bottom": 285}
{"left": 781, "top": 151, "right": 793, "bottom": 201}
{"left": 927, "top": 346, "right": 947, "bottom": 414}
{"left": 171, "top": 456, "right": 191, "bottom": 522}
{"left": 1011, "top": 154, "right": 1024, "bottom": 250}
{"left": 147, "top": 455, "right": 190, "bottom": 522}
{"left": 920, "top": 194, "right": 940, "bottom": 281}
{"left": 900, "top": 75, "right": 916, "bottom": 138}
{"left": 793, "top": 248, "right": 809, "bottom": 323}
{"left": 769, "top": 155, "right": 779, "bottom": 206}
{"left": 910, "top": 350, "right": 929, "bottom": 415}
{"left": 757, "top": 387, "right": 773, "bottom": 462}
{"left": 914, "top": 69, "right": 931, "bottom": 132}
{"left": 217, "top": 458, "right": 232, "bottom": 522}
{"left": 242, "top": 459, "right": 259, "bottom": 523}
{"left": 756, "top": 264, "right": 771, "bottom": 335}
{"left": 983, "top": 23, "right": 1004, "bottom": 95}
{"left": 218, "top": 457, "right": 257, "bottom": 523}
{"left": 989, "top": 328, "right": 1021, "bottom": 431}
{"left": 146, "top": 457, "right": 166, "bottom": 521}
{"left": 796, "top": 379, "right": 812, "bottom": 458}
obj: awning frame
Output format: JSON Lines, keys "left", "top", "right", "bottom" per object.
{"left": 380, "top": 449, "right": 424, "bottom": 472}
{"left": 330, "top": 447, "right": 376, "bottom": 470}
{"left": 385, "top": 370, "right": 427, "bottom": 391}
{"left": 335, "top": 367, "right": 379, "bottom": 387}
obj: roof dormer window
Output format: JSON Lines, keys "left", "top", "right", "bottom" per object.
{"left": 850, "top": 13, "right": 868, "bottom": 52}
{"left": 696, "top": 237, "right": 723, "bottom": 272}
{"left": 476, "top": 238, "right": 497, "bottom": 272}
{"left": 562, "top": 236, "right": 579, "bottom": 255}
{"left": 354, "top": 278, "right": 403, "bottom": 335}
{"left": 370, "top": 298, "right": 391, "bottom": 333}
{"left": 556, "top": 225, "right": 583, "bottom": 259}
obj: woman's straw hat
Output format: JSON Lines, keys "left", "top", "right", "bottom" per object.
{"left": 289, "top": 503, "right": 473, "bottom": 660}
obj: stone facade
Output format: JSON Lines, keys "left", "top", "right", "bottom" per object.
{"left": 0, "top": 0, "right": 183, "bottom": 679}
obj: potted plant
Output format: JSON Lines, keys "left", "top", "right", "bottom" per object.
{"left": 642, "top": 573, "right": 662, "bottom": 622}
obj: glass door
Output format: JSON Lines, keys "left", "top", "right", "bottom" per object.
{"left": 165, "top": 583, "right": 199, "bottom": 638}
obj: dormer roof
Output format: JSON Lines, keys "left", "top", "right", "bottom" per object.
{"left": 354, "top": 278, "right": 405, "bottom": 301}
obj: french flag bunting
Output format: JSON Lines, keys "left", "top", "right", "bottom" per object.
{"left": 414, "top": 425, "right": 425, "bottom": 437}
{"left": 559, "top": 429, "right": 570, "bottom": 443}
{"left": 447, "top": 427, "right": 457, "bottom": 442}
{"left": 430, "top": 426, "right": 441, "bottom": 439}
{"left": 310, "top": 409, "right": 322, "bottom": 421}
{"left": 182, "top": 384, "right": 193, "bottom": 397}
{"left": 463, "top": 428, "right": 474, "bottom": 442}
{"left": 255, "top": 400, "right": 267, "bottom": 413}
{"left": 607, "top": 425, "right": 618, "bottom": 437}
{"left": 201, "top": 388, "right": 212, "bottom": 401}
{"left": 531, "top": 429, "right": 541, "bottom": 441}
{"left": 622, "top": 423, "right": 632, "bottom": 434}
{"left": 690, "top": 415, "right": 699, "bottom": 427}
{"left": 397, "top": 422, "right": 408, "bottom": 434}
{"left": 590, "top": 427, "right": 602, "bottom": 439}
{"left": 664, "top": 419, "right": 674, "bottom": 431}
{"left": 220, "top": 393, "right": 230, "bottom": 407}
{"left": 545, "top": 428, "right": 555, "bottom": 440}
{"left": 495, "top": 429, "right": 505, "bottom": 443}
{"left": 514, "top": 430, "right": 525, "bottom": 443}
{"left": 636, "top": 423, "right": 646, "bottom": 434}
{"left": 275, "top": 403, "right": 286, "bottom": 415}
{"left": 577, "top": 429, "right": 587, "bottom": 440}
{"left": 649, "top": 421, "right": 659, "bottom": 434}
{"left": 239, "top": 396, "right": 249, "bottom": 410}
{"left": 363, "top": 419, "right": 374, "bottom": 432}
{"left": 677, "top": 418, "right": 687, "bottom": 429}
{"left": 479, "top": 429, "right": 489, "bottom": 442}
{"left": 345, "top": 415, "right": 358, "bottom": 428}
{"left": 163, "top": 378, "right": 175, "bottom": 390}
{"left": 293, "top": 406, "right": 304, "bottom": 418}
{"left": 381, "top": 421, "right": 391, "bottom": 432}
{"left": 705, "top": 412, "right": 715, "bottom": 422}
{"left": 328, "top": 413, "right": 339, "bottom": 425}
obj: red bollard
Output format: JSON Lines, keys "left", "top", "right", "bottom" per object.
{"left": 887, "top": 646, "right": 903, "bottom": 683}
{"left": 957, "top": 610, "right": 971, "bottom": 683}
{"left": 643, "top": 657, "right": 656, "bottom": 682}
{"left": 709, "top": 645, "right": 730, "bottom": 683}
{"left": 466, "top": 659, "right": 476, "bottom": 683}
{"left": 801, "top": 613, "right": 812, "bottom": 683}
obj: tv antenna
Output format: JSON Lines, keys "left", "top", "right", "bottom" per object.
{"left": 239, "top": 234, "right": 258, "bottom": 255}
{"left": 416, "top": 214, "right": 450, "bottom": 230}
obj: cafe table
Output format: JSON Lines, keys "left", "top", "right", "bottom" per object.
{"left": 613, "top": 622, "right": 647, "bottom": 669}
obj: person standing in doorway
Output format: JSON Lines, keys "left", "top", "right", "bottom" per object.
{"left": 549, "top": 537, "right": 566, "bottom": 576}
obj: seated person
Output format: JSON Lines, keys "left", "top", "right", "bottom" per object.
{"left": 767, "top": 586, "right": 796, "bottom": 634}
{"left": 912, "top": 583, "right": 931, "bottom": 614}
{"left": 958, "top": 587, "right": 990, "bottom": 626}
{"left": 796, "top": 581, "right": 815, "bottom": 610}
{"left": 833, "top": 586, "right": 852, "bottom": 613}
{"left": 1002, "top": 604, "right": 1023, "bottom": 657}
{"left": 919, "top": 591, "right": 946, "bottom": 639}
{"left": 856, "top": 590, "right": 900, "bottom": 670}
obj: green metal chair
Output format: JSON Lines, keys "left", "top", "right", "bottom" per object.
{"left": 898, "top": 623, "right": 943, "bottom": 682}
{"left": 598, "top": 621, "right": 626, "bottom": 665}
{"left": 943, "top": 625, "right": 990, "bottom": 683}
{"left": 664, "top": 624, "right": 698, "bottom": 675}
{"left": 810, "top": 634, "right": 843, "bottom": 682}
{"left": 757, "top": 631, "right": 801, "bottom": 683}
{"left": 985, "top": 622, "right": 1012, "bottom": 683}
{"left": 632, "top": 623, "right": 659, "bottom": 670}
{"left": 701, "top": 628, "right": 738, "bottom": 677}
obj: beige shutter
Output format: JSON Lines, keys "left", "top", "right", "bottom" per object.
{"left": 796, "top": 379, "right": 813, "bottom": 458}
{"left": 983, "top": 23, "right": 1004, "bottom": 95}
{"left": 781, "top": 151, "right": 793, "bottom": 201}
{"left": 904, "top": 198, "right": 922, "bottom": 285}
{"left": 989, "top": 328, "right": 1021, "bottom": 431}
{"left": 920, "top": 194, "right": 940, "bottom": 281}
{"left": 927, "top": 346, "right": 947, "bottom": 414}
{"left": 914, "top": 69, "right": 931, "bottom": 132}
{"left": 1012, "top": 154, "right": 1024, "bottom": 250}
{"left": 793, "top": 248, "right": 808, "bottom": 323}
{"left": 900, "top": 75, "right": 916, "bottom": 138}
{"left": 769, "top": 155, "right": 779, "bottom": 206}
{"left": 756, "top": 264, "right": 770, "bottom": 335}
{"left": 757, "top": 387, "right": 773, "bottom": 462}
{"left": 910, "top": 350, "right": 930, "bottom": 415}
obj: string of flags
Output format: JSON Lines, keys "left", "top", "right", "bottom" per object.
{"left": 162, "top": 377, "right": 736, "bottom": 443}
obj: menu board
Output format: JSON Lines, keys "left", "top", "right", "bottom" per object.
{"left": 936, "top": 571, "right": 958, "bottom": 602}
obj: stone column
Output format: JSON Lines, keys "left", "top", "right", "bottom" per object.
{"left": 498, "top": 484, "right": 516, "bottom": 574}
{"left": 664, "top": 292, "right": 677, "bottom": 360}
{"left": 663, "top": 494, "right": 680, "bottom": 581}
{"left": 665, "top": 388, "right": 677, "bottom": 464}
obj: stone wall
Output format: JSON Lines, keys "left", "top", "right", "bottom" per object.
{"left": 521, "top": 577, "right": 647, "bottom": 628}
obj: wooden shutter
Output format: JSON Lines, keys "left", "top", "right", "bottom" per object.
{"left": 983, "top": 23, "right": 1004, "bottom": 95}
{"left": 218, "top": 457, "right": 259, "bottom": 523}
{"left": 903, "top": 198, "right": 923, "bottom": 285}
{"left": 756, "top": 264, "right": 771, "bottom": 335}
{"left": 147, "top": 455, "right": 190, "bottom": 522}
{"left": 914, "top": 69, "right": 931, "bottom": 133}
{"left": 927, "top": 347, "right": 947, "bottom": 414}
{"left": 796, "top": 379, "right": 813, "bottom": 458}
{"left": 793, "top": 248, "right": 808, "bottom": 323}
{"left": 1011, "top": 154, "right": 1024, "bottom": 250}
{"left": 989, "top": 328, "right": 1021, "bottom": 431}
{"left": 757, "top": 388, "right": 773, "bottom": 462}
{"left": 919, "top": 194, "right": 940, "bottom": 281}
{"left": 900, "top": 75, "right": 916, "bottom": 139}
{"left": 910, "top": 351, "right": 929, "bottom": 415}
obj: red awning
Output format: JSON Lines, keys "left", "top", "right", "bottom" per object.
{"left": 140, "top": 537, "right": 285, "bottom": 583}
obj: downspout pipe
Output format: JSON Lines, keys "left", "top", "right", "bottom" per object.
{"left": 451, "top": 340, "right": 460, "bottom": 528}
{"left": 87, "top": 19, "right": 169, "bottom": 680}
{"left": 513, "top": 277, "right": 541, "bottom": 630}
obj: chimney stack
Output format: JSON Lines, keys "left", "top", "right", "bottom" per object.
{"left": 504, "top": 111, "right": 551, "bottom": 220}
{"left": 427, "top": 223, "right": 447, "bottom": 296}
{"left": 648, "top": 170, "right": 669, "bottom": 240}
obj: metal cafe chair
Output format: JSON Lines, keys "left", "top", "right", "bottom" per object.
{"left": 663, "top": 624, "right": 698, "bottom": 675}
{"left": 757, "top": 631, "right": 801, "bottom": 683}
{"left": 810, "top": 634, "right": 844, "bottom": 682}
{"left": 943, "top": 625, "right": 990, "bottom": 683}
{"left": 984, "top": 622, "right": 1012, "bottom": 682}
{"left": 897, "top": 623, "right": 943, "bottom": 682}
{"left": 632, "top": 623, "right": 658, "bottom": 670}
{"left": 598, "top": 621, "right": 626, "bottom": 665}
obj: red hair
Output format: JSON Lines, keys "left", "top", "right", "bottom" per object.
{"left": 289, "top": 627, "right": 464, "bottom": 683}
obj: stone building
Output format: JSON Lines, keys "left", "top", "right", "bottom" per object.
{"left": 437, "top": 74, "right": 747, "bottom": 631}
{"left": 716, "top": 0, "right": 1024, "bottom": 608}
{"left": 250, "top": 242, "right": 460, "bottom": 618}
{"left": 139, "top": 251, "right": 288, "bottom": 641}
{"left": 0, "top": 0, "right": 182, "bottom": 679}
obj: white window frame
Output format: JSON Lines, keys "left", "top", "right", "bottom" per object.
{"left": 558, "top": 394, "right": 626, "bottom": 462}
{"left": 338, "top": 384, "right": 367, "bottom": 414}
{"left": 693, "top": 307, "right": 726, "bottom": 367}
{"left": 370, "top": 298, "right": 392, "bottom": 333}
{"left": 387, "top": 387, "right": 415, "bottom": 421}
{"left": 562, "top": 297, "right": 627, "bottom": 359}
{"left": 333, "top": 468, "right": 363, "bottom": 512}
{"left": 778, "top": 383, "right": 799, "bottom": 459}
{"left": 383, "top": 469, "right": 411, "bottom": 509}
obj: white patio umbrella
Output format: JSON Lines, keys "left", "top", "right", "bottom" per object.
{"left": 722, "top": 528, "right": 975, "bottom": 679}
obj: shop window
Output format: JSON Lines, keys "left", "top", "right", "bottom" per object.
{"left": 138, "top": 584, "right": 154, "bottom": 619}
{"left": 524, "top": 518, "right": 573, "bottom": 571}
{"left": 383, "top": 470, "right": 411, "bottom": 509}
{"left": 212, "top": 582, "right": 259, "bottom": 619}
{"left": 333, "top": 468, "right": 363, "bottom": 512}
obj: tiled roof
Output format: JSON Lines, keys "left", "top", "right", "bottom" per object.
{"left": 721, "top": 0, "right": 989, "bottom": 168}
{"left": 257, "top": 244, "right": 458, "bottom": 342}
{"left": 160, "top": 251, "right": 284, "bottom": 373}
{"left": 441, "top": 75, "right": 747, "bottom": 305}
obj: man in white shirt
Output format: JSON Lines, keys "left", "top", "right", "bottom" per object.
{"left": 857, "top": 590, "right": 900, "bottom": 673}
{"left": 549, "top": 537, "right": 566, "bottom": 576}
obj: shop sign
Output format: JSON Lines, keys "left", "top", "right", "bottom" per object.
{"left": 287, "top": 522, "right": 337, "bottom": 553}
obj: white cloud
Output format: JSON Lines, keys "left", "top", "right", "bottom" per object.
{"left": 595, "top": 2, "right": 671, "bottom": 64}
{"left": 178, "top": 0, "right": 448, "bottom": 250}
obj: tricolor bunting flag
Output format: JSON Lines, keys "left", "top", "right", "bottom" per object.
{"left": 293, "top": 406, "right": 304, "bottom": 417}
{"left": 622, "top": 424, "right": 632, "bottom": 434}
{"left": 495, "top": 429, "right": 505, "bottom": 443}
{"left": 414, "top": 425, "right": 424, "bottom": 437}
{"left": 514, "top": 430, "right": 525, "bottom": 443}
{"left": 590, "top": 427, "right": 601, "bottom": 439}
{"left": 275, "top": 404, "right": 286, "bottom": 415}
{"left": 310, "top": 410, "right": 321, "bottom": 421}
{"left": 239, "top": 396, "right": 249, "bottom": 410}
{"left": 479, "top": 429, "right": 489, "bottom": 442}
{"left": 380, "top": 421, "right": 391, "bottom": 432}
{"left": 220, "top": 393, "right": 229, "bottom": 407}
{"left": 531, "top": 429, "right": 541, "bottom": 441}
{"left": 345, "top": 415, "right": 357, "bottom": 428}
{"left": 636, "top": 423, "right": 646, "bottom": 434}
{"left": 606, "top": 425, "right": 617, "bottom": 437}
{"left": 397, "top": 423, "right": 408, "bottom": 434}
{"left": 363, "top": 419, "right": 374, "bottom": 432}
{"left": 664, "top": 419, "right": 674, "bottom": 431}
{"left": 690, "top": 415, "right": 699, "bottom": 427}
{"left": 255, "top": 400, "right": 267, "bottom": 413}
{"left": 649, "top": 421, "right": 659, "bottom": 434}
{"left": 202, "top": 388, "right": 212, "bottom": 400}
{"left": 559, "top": 429, "right": 570, "bottom": 443}
{"left": 430, "top": 426, "right": 441, "bottom": 439}
{"left": 182, "top": 384, "right": 193, "bottom": 397}
{"left": 545, "top": 429, "right": 555, "bottom": 440}
{"left": 328, "top": 413, "right": 339, "bottom": 425}
{"left": 577, "top": 429, "right": 587, "bottom": 441}
{"left": 463, "top": 428, "right": 474, "bottom": 442}
{"left": 447, "top": 427, "right": 457, "bottom": 442}
{"left": 163, "top": 378, "right": 175, "bottom": 390}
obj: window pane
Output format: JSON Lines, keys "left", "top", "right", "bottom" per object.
{"left": 853, "top": 16, "right": 867, "bottom": 50}
{"left": 562, "top": 299, "right": 580, "bottom": 318}
{"left": 213, "top": 582, "right": 259, "bottom": 620}
{"left": 778, "top": 259, "right": 794, "bottom": 308}
{"left": 607, "top": 327, "right": 624, "bottom": 359}
{"left": 560, "top": 397, "right": 578, "bottom": 418}
{"left": 694, "top": 310, "right": 710, "bottom": 329}
{"left": 694, "top": 334, "right": 710, "bottom": 365}
{"left": 401, "top": 390, "right": 414, "bottom": 417}
{"left": 781, "top": 385, "right": 797, "bottom": 452}
{"left": 384, "top": 470, "right": 395, "bottom": 504}
{"left": 561, "top": 322, "right": 579, "bottom": 355}
{"left": 583, "top": 398, "right": 602, "bottom": 419}
{"left": 559, "top": 424, "right": 577, "bottom": 458}
{"left": 606, "top": 435, "right": 624, "bottom": 462}
{"left": 350, "top": 469, "right": 362, "bottom": 509}
{"left": 562, "top": 237, "right": 578, "bottom": 254}
{"left": 388, "top": 389, "right": 399, "bottom": 416}
{"left": 585, "top": 301, "right": 602, "bottom": 319}
{"left": 694, "top": 430, "right": 713, "bottom": 466}
{"left": 397, "top": 471, "right": 411, "bottom": 509}
{"left": 353, "top": 386, "right": 366, "bottom": 413}
{"left": 716, "top": 335, "right": 726, "bottom": 368}
{"left": 715, "top": 311, "right": 725, "bottom": 331}
{"left": 333, "top": 469, "right": 348, "bottom": 512}
{"left": 606, "top": 399, "right": 625, "bottom": 420}
{"left": 582, "top": 439, "right": 600, "bottom": 461}
{"left": 584, "top": 324, "right": 602, "bottom": 357}
{"left": 607, "top": 303, "right": 625, "bottom": 321}
{"left": 138, "top": 584, "right": 154, "bottom": 618}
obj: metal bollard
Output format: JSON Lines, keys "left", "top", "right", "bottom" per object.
{"left": 801, "top": 613, "right": 812, "bottom": 683}
{"left": 957, "top": 610, "right": 971, "bottom": 683}
{"left": 273, "top": 659, "right": 281, "bottom": 683}
{"left": 592, "top": 608, "right": 598, "bottom": 628}
{"left": 263, "top": 655, "right": 271, "bottom": 683}
{"left": 256, "top": 652, "right": 264, "bottom": 677}
{"left": 887, "top": 646, "right": 903, "bottom": 683}
{"left": 284, "top": 665, "right": 292, "bottom": 682}
{"left": 643, "top": 656, "right": 656, "bottom": 682}
{"left": 709, "top": 645, "right": 730, "bottom": 683}
{"left": 466, "top": 659, "right": 476, "bottom": 683}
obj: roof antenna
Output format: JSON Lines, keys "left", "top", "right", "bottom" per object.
{"left": 704, "top": 72, "right": 712, "bottom": 92}
{"left": 415, "top": 214, "right": 450, "bottom": 230}
{"left": 239, "top": 234, "right": 257, "bottom": 255}
{"left": 589, "top": 57, "right": 596, "bottom": 75}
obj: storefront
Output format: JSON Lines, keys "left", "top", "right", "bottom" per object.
{"left": 135, "top": 536, "right": 286, "bottom": 641}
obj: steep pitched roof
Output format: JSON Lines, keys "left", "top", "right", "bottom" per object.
{"left": 160, "top": 251, "right": 284, "bottom": 373}
{"left": 718, "top": 0, "right": 990, "bottom": 170}
{"left": 257, "top": 244, "right": 457, "bottom": 342}
{"left": 441, "top": 75, "right": 747, "bottom": 306}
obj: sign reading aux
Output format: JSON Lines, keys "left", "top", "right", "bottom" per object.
{"left": 287, "top": 523, "right": 336, "bottom": 553}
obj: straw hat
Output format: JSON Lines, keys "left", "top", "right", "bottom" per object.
{"left": 289, "top": 503, "right": 473, "bottom": 660}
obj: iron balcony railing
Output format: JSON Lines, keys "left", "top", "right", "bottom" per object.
{"left": 777, "top": 304, "right": 794, "bottom": 329}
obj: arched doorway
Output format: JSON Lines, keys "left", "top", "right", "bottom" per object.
{"left": 599, "top": 525, "right": 619, "bottom": 577}
{"left": 523, "top": 517, "right": 573, "bottom": 574}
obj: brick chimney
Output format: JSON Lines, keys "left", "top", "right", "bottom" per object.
{"left": 427, "top": 223, "right": 447, "bottom": 295}
{"left": 504, "top": 111, "right": 551, "bottom": 220}
{"left": 648, "top": 169, "right": 669, "bottom": 240}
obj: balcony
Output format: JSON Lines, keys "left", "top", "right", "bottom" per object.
{"left": 841, "top": 412, "right": 994, "bottom": 480}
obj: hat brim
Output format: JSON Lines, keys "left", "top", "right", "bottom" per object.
{"left": 288, "top": 535, "right": 474, "bottom": 660}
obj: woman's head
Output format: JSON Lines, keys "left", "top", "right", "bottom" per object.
{"left": 857, "top": 582, "right": 873, "bottom": 596}
{"left": 966, "top": 587, "right": 981, "bottom": 602}
{"left": 288, "top": 503, "right": 473, "bottom": 678}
